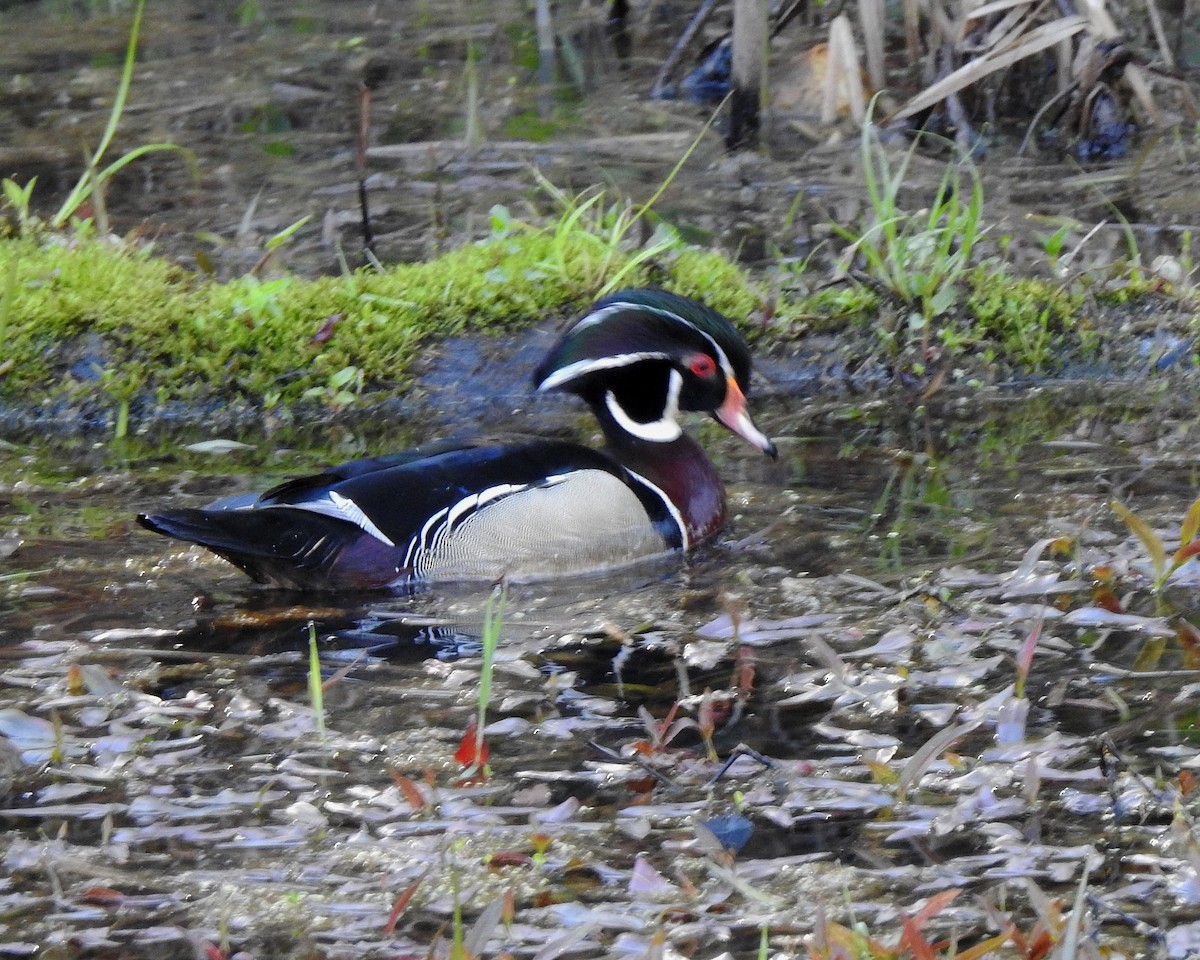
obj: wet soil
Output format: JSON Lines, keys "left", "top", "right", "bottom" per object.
{"left": 3, "top": 0, "right": 1199, "bottom": 283}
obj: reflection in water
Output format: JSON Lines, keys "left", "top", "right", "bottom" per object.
{"left": 3, "top": 380, "right": 1198, "bottom": 640}
{"left": 3, "top": 379, "right": 1197, "bottom": 691}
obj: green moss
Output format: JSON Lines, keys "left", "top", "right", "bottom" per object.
{"left": 1092, "top": 275, "right": 1160, "bottom": 304}
{"left": 6, "top": 201, "right": 1178, "bottom": 427}
{"left": 963, "top": 269, "right": 1082, "bottom": 370}
{"left": 777, "top": 257, "right": 1112, "bottom": 372}
{"left": 792, "top": 286, "right": 880, "bottom": 332}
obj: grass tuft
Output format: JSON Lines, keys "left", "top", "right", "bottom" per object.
{"left": 834, "top": 117, "right": 986, "bottom": 332}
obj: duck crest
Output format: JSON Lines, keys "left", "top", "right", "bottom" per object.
{"left": 534, "top": 289, "right": 753, "bottom": 396}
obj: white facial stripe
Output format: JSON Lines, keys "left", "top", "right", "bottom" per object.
{"left": 604, "top": 368, "right": 683, "bottom": 443}
{"left": 570, "top": 302, "right": 637, "bottom": 332}
{"left": 537, "top": 351, "right": 670, "bottom": 392}
{"left": 626, "top": 468, "right": 689, "bottom": 549}
{"left": 282, "top": 491, "right": 397, "bottom": 547}
{"left": 561, "top": 300, "right": 739, "bottom": 384}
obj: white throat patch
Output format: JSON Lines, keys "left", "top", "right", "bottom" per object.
{"left": 604, "top": 368, "right": 683, "bottom": 443}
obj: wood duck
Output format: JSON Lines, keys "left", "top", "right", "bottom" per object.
{"left": 138, "top": 289, "right": 776, "bottom": 591}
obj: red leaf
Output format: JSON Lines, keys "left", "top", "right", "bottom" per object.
{"left": 900, "top": 916, "right": 938, "bottom": 960}
{"left": 1177, "top": 620, "right": 1200, "bottom": 669}
{"left": 455, "top": 720, "right": 488, "bottom": 767}
{"left": 626, "top": 776, "right": 656, "bottom": 795}
{"left": 733, "top": 644, "right": 757, "bottom": 693}
{"left": 310, "top": 313, "right": 343, "bottom": 345}
{"left": 383, "top": 875, "right": 424, "bottom": 935}
{"left": 80, "top": 886, "right": 124, "bottom": 903}
{"left": 1173, "top": 539, "right": 1200, "bottom": 567}
{"left": 908, "top": 889, "right": 960, "bottom": 930}
{"left": 649, "top": 702, "right": 681, "bottom": 748}
{"left": 388, "top": 770, "right": 428, "bottom": 810}
{"left": 1027, "top": 928, "right": 1055, "bottom": 960}
{"left": 487, "top": 851, "right": 533, "bottom": 869}
{"left": 1091, "top": 586, "right": 1122, "bottom": 613}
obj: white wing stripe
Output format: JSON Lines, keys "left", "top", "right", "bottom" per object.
{"left": 409, "top": 480, "right": 568, "bottom": 573}
{"left": 407, "top": 506, "right": 449, "bottom": 568}
{"left": 279, "top": 491, "right": 397, "bottom": 547}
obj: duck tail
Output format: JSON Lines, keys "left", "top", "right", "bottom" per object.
{"left": 137, "top": 508, "right": 353, "bottom": 587}
{"left": 138, "top": 508, "right": 282, "bottom": 557}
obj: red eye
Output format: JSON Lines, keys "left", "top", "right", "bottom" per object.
{"left": 689, "top": 354, "right": 717, "bottom": 378}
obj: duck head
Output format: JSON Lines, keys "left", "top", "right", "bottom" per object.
{"left": 533, "top": 289, "right": 776, "bottom": 457}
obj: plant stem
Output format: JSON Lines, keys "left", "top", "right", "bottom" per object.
{"left": 52, "top": 0, "right": 146, "bottom": 228}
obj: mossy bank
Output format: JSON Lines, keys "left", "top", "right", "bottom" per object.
{"left": 0, "top": 221, "right": 760, "bottom": 434}
{"left": 0, "top": 218, "right": 1191, "bottom": 439}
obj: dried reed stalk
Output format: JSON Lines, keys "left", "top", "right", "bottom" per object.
{"left": 824, "top": 15, "right": 867, "bottom": 124}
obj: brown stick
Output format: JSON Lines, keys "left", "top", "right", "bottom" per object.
{"left": 356, "top": 83, "right": 375, "bottom": 257}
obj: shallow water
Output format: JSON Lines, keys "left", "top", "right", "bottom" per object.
{"left": 3, "top": 381, "right": 1200, "bottom": 954}
{"left": 4, "top": 337, "right": 1200, "bottom": 957}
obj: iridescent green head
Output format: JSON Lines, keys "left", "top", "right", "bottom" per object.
{"left": 535, "top": 289, "right": 775, "bottom": 456}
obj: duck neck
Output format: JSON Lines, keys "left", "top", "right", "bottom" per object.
{"left": 592, "top": 406, "right": 727, "bottom": 547}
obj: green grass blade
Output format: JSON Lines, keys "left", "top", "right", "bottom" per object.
{"left": 1111, "top": 500, "right": 1166, "bottom": 582}
{"left": 265, "top": 214, "right": 314, "bottom": 252}
{"left": 93, "top": 0, "right": 145, "bottom": 169}
{"left": 52, "top": 0, "right": 146, "bottom": 227}
{"left": 475, "top": 583, "right": 505, "bottom": 763}
{"left": 308, "top": 620, "right": 326, "bottom": 737}
{"left": 96, "top": 143, "right": 197, "bottom": 188}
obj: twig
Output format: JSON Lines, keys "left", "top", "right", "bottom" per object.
{"left": 356, "top": 83, "right": 375, "bottom": 257}
{"left": 705, "top": 744, "right": 776, "bottom": 787}
{"left": 1018, "top": 80, "right": 1078, "bottom": 156}
{"left": 651, "top": 0, "right": 719, "bottom": 98}
{"left": 772, "top": 0, "right": 809, "bottom": 38}
{"left": 1085, "top": 894, "right": 1167, "bottom": 945}
{"left": 1143, "top": 0, "right": 1175, "bottom": 69}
